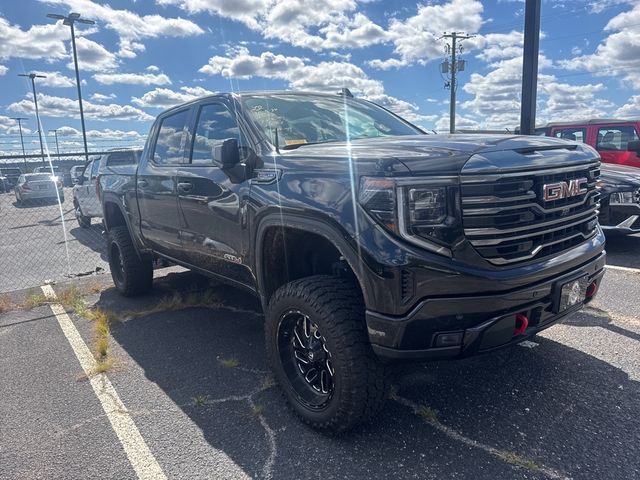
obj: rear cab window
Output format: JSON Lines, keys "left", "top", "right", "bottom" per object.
{"left": 553, "top": 128, "right": 586, "bottom": 142}
{"left": 596, "top": 125, "right": 639, "bottom": 151}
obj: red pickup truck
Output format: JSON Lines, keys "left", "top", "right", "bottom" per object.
{"left": 535, "top": 119, "right": 640, "bottom": 168}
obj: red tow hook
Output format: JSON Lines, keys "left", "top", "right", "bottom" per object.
{"left": 514, "top": 313, "right": 529, "bottom": 336}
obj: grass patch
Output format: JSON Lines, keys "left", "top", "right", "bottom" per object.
{"left": 0, "top": 295, "right": 14, "bottom": 313}
{"left": 417, "top": 405, "right": 439, "bottom": 422}
{"left": 219, "top": 357, "right": 240, "bottom": 368}
{"left": 23, "top": 292, "right": 49, "bottom": 309}
{"left": 124, "top": 289, "right": 223, "bottom": 319}
{"left": 90, "top": 357, "right": 114, "bottom": 375}
{"left": 496, "top": 451, "right": 539, "bottom": 471}
{"left": 251, "top": 404, "right": 265, "bottom": 417}
{"left": 192, "top": 395, "right": 208, "bottom": 407}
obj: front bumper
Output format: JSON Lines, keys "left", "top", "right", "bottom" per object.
{"left": 367, "top": 251, "right": 606, "bottom": 360}
{"left": 601, "top": 203, "right": 640, "bottom": 234}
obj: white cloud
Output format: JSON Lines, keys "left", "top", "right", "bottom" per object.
{"left": 559, "top": 2, "right": 640, "bottom": 88}
{"left": 146, "top": 65, "right": 160, "bottom": 72}
{"left": 40, "top": 0, "right": 204, "bottom": 59}
{"left": 9, "top": 93, "right": 153, "bottom": 122}
{"left": 0, "top": 65, "right": 7, "bottom": 75}
{"left": 131, "top": 86, "right": 216, "bottom": 108}
{"left": 55, "top": 125, "right": 144, "bottom": 140}
{"left": 157, "top": 0, "right": 270, "bottom": 29}
{"left": 90, "top": 93, "right": 117, "bottom": 102}
{"left": 368, "top": 0, "right": 484, "bottom": 69}
{"left": 30, "top": 70, "right": 75, "bottom": 88}
{"left": 199, "top": 49, "right": 432, "bottom": 122}
{"left": 94, "top": 72, "right": 172, "bottom": 86}
{"left": 70, "top": 37, "right": 119, "bottom": 72}
{"left": 0, "top": 17, "right": 67, "bottom": 62}
{"left": 615, "top": 95, "right": 640, "bottom": 118}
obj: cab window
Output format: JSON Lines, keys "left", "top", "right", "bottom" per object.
{"left": 553, "top": 128, "right": 586, "bottom": 142}
{"left": 596, "top": 126, "right": 639, "bottom": 151}
{"left": 152, "top": 109, "right": 190, "bottom": 165}
{"left": 190, "top": 103, "right": 240, "bottom": 165}
{"left": 90, "top": 159, "right": 100, "bottom": 178}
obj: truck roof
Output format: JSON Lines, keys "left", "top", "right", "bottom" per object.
{"left": 538, "top": 118, "right": 639, "bottom": 128}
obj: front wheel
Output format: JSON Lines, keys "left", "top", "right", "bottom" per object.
{"left": 107, "top": 226, "right": 153, "bottom": 296}
{"left": 266, "top": 275, "right": 389, "bottom": 434}
{"left": 74, "top": 202, "right": 91, "bottom": 228}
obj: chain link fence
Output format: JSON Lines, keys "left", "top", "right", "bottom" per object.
{"left": 0, "top": 153, "right": 140, "bottom": 293}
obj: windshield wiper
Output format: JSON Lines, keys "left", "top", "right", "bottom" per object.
{"left": 281, "top": 140, "right": 336, "bottom": 150}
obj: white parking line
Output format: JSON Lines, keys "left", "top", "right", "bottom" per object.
{"left": 41, "top": 285, "right": 167, "bottom": 480}
{"left": 605, "top": 264, "right": 640, "bottom": 275}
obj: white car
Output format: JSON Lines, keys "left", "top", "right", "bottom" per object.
{"left": 72, "top": 149, "right": 141, "bottom": 228}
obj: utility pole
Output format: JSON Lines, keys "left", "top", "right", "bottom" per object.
{"left": 47, "top": 12, "right": 95, "bottom": 164}
{"left": 10, "top": 117, "right": 28, "bottom": 171}
{"left": 18, "top": 73, "right": 47, "bottom": 164}
{"left": 519, "top": 0, "right": 542, "bottom": 135}
{"left": 440, "top": 32, "right": 474, "bottom": 134}
{"left": 49, "top": 129, "right": 61, "bottom": 156}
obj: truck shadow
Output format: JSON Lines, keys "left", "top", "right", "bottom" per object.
{"left": 99, "top": 271, "right": 639, "bottom": 480}
{"left": 67, "top": 225, "right": 108, "bottom": 261}
{"left": 604, "top": 233, "right": 640, "bottom": 269}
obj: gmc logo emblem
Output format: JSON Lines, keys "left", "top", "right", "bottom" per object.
{"left": 542, "top": 178, "right": 588, "bottom": 201}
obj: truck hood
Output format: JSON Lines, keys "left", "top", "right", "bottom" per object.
{"left": 599, "top": 163, "right": 640, "bottom": 187}
{"left": 282, "top": 134, "right": 597, "bottom": 176}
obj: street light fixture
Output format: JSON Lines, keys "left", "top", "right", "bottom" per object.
{"left": 47, "top": 12, "right": 95, "bottom": 164}
{"left": 49, "top": 129, "right": 61, "bottom": 157}
{"left": 10, "top": 117, "right": 28, "bottom": 170}
{"left": 18, "top": 73, "right": 46, "bottom": 164}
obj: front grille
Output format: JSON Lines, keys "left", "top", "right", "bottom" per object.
{"left": 461, "top": 163, "right": 600, "bottom": 265}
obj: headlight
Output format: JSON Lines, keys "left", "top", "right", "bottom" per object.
{"left": 359, "top": 177, "right": 461, "bottom": 256}
{"left": 609, "top": 190, "right": 639, "bottom": 205}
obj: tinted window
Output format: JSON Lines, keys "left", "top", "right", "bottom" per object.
{"left": 26, "top": 174, "right": 53, "bottom": 181}
{"left": 90, "top": 159, "right": 100, "bottom": 178}
{"left": 153, "top": 109, "right": 189, "bottom": 165}
{"left": 553, "top": 128, "right": 586, "bottom": 142}
{"left": 106, "top": 150, "right": 139, "bottom": 166}
{"left": 190, "top": 103, "right": 240, "bottom": 164}
{"left": 596, "top": 126, "right": 639, "bottom": 151}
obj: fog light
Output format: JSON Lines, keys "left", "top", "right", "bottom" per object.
{"left": 435, "top": 332, "right": 463, "bottom": 347}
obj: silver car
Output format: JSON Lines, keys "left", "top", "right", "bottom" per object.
{"left": 14, "top": 173, "right": 65, "bottom": 205}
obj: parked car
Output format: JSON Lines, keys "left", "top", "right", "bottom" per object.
{"left": 33, "top": 165, "right": 73, "bottom": 186}
{"left": 73, "top": 149, "right": 141, "bottom": 228}
{"left": 14, "top": 173, "right": 64, "bottom": 204}
{"left": 0, "top": 167, "right": 23, "bottom": 188}
{"left": 100, "top": 91, "right": 605, "bottom": 433}
{"left": 534, "top": 119, "right": 640, "bottom": 168}
{"left": 598, "top": 163, "right": 640, "bottom": 234}
{"left": 0, "top": 175, "right": 9, "bottom": 193}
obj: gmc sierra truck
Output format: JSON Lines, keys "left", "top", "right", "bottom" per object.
{"left": 100, "top": 91, "right": 606, "bottom": 433}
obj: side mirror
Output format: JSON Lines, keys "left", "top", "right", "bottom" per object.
{"left": 627, "top": 140, "right": 640, "bottom": 154}
{"left": 213, "top": 138, "right": 240, "bottom": 169}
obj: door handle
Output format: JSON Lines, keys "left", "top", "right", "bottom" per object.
{"left": 177, "top": 181, "right": 193, "bottom": 192}
{"left": 137, "top": 179, "right": 148, "bottom": 188}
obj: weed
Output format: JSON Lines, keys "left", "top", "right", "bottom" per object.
{"left": 124, "top": 289, "right": 223, "bottom": 319}
{"left": 251, "top": 404, "right": 265, "bottom": 417}
{"left": 23, "top": 293, "right": 49, "bottom": 309}
{"left": 220, "top": 358, "right": 240, "bottom": 368}
{"left": 192, "top": 395, "right": 208, "bottom": 407}
{"left": 56, "top": 286, "right": 83, "bottom": 309}
{"left": 496, "top": 451, "right": 539, "bottom": 471}
{"left": 91, "top": 357, "right": 114, "bottom": 375}
{"left": 95, "top": 336, "right": 109, "bottom": 359}
{"left": 0, "top": 295, "right": 13, "bottom": 313}
{"left": 417, "top": 405, "right": 439, "bottom": 422}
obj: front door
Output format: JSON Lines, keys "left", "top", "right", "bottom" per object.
{"left": 137, "top": 107, "right": 191, "bottom": 256}
{"left": 177, "top": 101, "right": 253, "bottom": 287}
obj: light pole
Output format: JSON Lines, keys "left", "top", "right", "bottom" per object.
{"left": 49, "top": 129, "right": 61, "bottom": 157}
{"left": 18, "top": 73, "right": 46, "bottom": 164}
{"left": 47, "top": 12, "right": 95, "bottom": 164}
{"left": 10, "top": 117, "right": 28, "bottom": 171}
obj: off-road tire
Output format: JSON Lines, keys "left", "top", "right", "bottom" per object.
{"left": 266, "top": 275, "right": 389, "bottom": 434}
{"left": 107, "top": 226, "right": 153, "bottom": 297}
{"left": 74, "top": 201, "right": 91, "bottom": 228}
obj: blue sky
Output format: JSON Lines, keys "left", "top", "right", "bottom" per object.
{"left": 0, "top": 0, "right": 639, "bottom": 153}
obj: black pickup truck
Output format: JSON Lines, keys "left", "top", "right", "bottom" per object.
{"left": 100, "top": 91, "right": 606, "bottom": 433}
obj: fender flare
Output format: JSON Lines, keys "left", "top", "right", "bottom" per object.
{"left": 254, "top": 213, "right": 374, "bottom": 309}
{"left": 101, "top": 192, "right": 149, "bottom": 257}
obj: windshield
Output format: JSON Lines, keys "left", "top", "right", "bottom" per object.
{"left": 243, "top": 94, "right": 423, "bottom": 150}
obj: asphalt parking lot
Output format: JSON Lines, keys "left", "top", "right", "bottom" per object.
{"left": 1, "top": 229, "right": 639, "bottom": 479}
{"left": 0, "top": 189, "right": 107, "bottom": 293}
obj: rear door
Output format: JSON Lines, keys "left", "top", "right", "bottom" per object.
{"left": 84, "top": 159, "right": 102, "bottom": 216}
{"left": 594, "top": 124, "right": 640, "bottom": 168}
{"left": 137, "top": 107, "right": 191, "bottom": 256}
{"left": 176, "top": 100, "right": 253, "bottom": 286}
{"left": 74, "top": 160, "right": 94, "bottom": 214}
